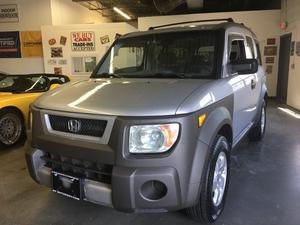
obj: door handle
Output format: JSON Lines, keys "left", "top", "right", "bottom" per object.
{"left": 251, "top": 79, "right": 256, "bottom": 90}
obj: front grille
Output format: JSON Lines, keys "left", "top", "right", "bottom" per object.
{"left": 48, "top": 115, "right": 107, "bottom": 137}
{"left": 42, "top": 152, "right": 113, "bottom": 184}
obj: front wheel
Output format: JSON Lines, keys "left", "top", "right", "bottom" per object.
{"left": 248, "top": 100, "right": 266, "bottom": 141}
{"left": 185, "top": 135, "right": 230, "bottom": 223}
{"left": 0, "top": 109, "right": 24, "bottom": 149}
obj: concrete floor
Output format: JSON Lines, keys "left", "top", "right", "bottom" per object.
{"left": 0, "top": 102, "right": 300, "bottom": 225}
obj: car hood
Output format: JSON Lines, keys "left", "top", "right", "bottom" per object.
{"left": 34, "top": 79, "right": 212, "bottom": 116}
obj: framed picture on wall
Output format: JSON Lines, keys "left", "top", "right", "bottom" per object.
{"left": 296, "top": 42, "right": 300, "bottom": 56}
{"left": 72, "top": 56, "right": 97, "bottom": 75}
{"left": 291, "top": 41, "right": 295, "bottom": 56}
{"left": 266, "top": 65, "right": 273, "bottom": 74}
{"left": 54, "top": 67, "right": 63, "bottom": 75}
{"left": 264, "top": 46, "right": 277, "bottom": 56}
{"left": 265, "top": 57, "right": 275, "bottom": 64}
{"left": 267, "top": 38, "right": 276, "bottom": 45}
{"left": 51, "top": 47, "right": 63, "bottom": 58}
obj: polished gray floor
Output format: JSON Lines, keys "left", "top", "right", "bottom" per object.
{"left": 0, "top": 102, "right": 300, "bottom": 225}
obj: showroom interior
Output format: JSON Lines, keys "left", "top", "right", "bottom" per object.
{"left": 0, "top": 0, "right": 300, "bottom": 224}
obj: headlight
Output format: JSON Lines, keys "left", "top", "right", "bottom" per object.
{"left": 129, "top": 123, "right": 179, "bottom": 154}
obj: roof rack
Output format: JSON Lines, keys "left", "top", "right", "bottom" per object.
{"left": 148, "top": 18, "right": 234, "bottom": 30}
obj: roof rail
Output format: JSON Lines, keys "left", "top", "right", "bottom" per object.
{"left": 148, "top": 18, "right": 234, "bottom": 30}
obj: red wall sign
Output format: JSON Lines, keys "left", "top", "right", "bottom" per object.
{"left": 71, "top": 31, "right": 95, "bottom": 51}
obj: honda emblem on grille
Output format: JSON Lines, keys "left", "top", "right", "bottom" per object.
{"left": 67, "top": 119, "right": 81, "bottom": 133}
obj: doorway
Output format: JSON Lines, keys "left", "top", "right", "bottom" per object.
{"left": 277, "top": 33, "right": 292, "bottom": 103}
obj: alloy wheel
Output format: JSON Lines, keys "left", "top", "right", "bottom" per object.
{"left": 0, "top": 113, "right": 22, "bottom": 146}
{"left": 212, "top": 151, "right": 228, "bottom": 207}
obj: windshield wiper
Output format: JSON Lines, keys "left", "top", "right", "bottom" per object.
{"left": 98, "top": 73, "right": 123, "bottom": 78}
{"left": 146, "top": 72, "right": 186, "bottom": 79}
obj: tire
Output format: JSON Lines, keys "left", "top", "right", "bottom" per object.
{"left": 248, "top": 100, "right": 266, "bottom": 142}
{"left": 185, "top": 135, "right": 230, "bottom": 223}
{"left": 0, "top": 108, "right": 24, "bottom": 149}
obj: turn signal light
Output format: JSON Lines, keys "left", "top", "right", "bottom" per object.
{"left": 198, "top": 113, "right": 206, "bottom": 127}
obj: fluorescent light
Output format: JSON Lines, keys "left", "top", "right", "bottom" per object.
{"left": 278, "top": 107, "right": 300, "bottom": 119}
{"left": 113, "top": 7, "right": 131, "bottom": 20}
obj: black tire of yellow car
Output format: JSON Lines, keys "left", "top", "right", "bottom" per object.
{"left": 0, "top": 108, "right": 25, "bottom": 149}
{"left": 185, "top": 135, "right": 230, "bottom": 223}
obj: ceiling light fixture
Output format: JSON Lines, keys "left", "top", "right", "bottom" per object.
{"left": 113, "top": 7, "right": 131, "bottom": 20}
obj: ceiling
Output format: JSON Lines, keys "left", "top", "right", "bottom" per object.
{"left": 73, "top": 0, "right": 281, "bottom": 22}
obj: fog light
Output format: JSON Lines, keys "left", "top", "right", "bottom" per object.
{"left": 140, "top": 180, "right": 167, "bottom": 201}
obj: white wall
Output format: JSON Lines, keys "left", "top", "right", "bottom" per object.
{"left": 281, "top": 0, "right": 300, "bottom": 110}
{"left": 0, "top": 0, "right": 52, "bottom": 31}
{"left": 0, "top": 0, "right": 111, "bottom": 75}
{"left": 0, "top": 0, "right": 52, "bottom": 74}
{"left": 50, "top": 0, "right": 111, "bottom": 25}
{"left": 139, "top": 10, "right": 282, "bottom": 97}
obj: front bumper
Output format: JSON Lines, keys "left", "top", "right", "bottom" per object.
{"left": 25, "top": 143, "right": 209, "bottom": 212}
{"left": 25, "top": 108, "right": 210, "bottom": 212}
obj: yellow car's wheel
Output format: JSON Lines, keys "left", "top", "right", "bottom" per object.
{"left": 0, "top": 109, "right": 24, "bottom": 148}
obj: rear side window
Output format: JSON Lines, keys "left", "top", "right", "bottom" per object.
{"left": 254, "top": 40, "right": 262, "bottom": 65}
{"left": 245, "top": 36, "right": 255, "bottom": 59}
{"left": 228, "top": 36, "right": 246, "bottom": 64}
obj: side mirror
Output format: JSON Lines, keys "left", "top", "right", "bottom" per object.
{"left": 49, "top": 83, "right": 60, "bottom": 90}
{"left": 229, "top": 59, "right": 258, "bottom": 75}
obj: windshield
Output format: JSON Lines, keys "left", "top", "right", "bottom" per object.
{"left": 92, "top": 30, "right": 222, "bottom": 79}
{"left": 0, "top": 75, "right": 50, "bottom": 93}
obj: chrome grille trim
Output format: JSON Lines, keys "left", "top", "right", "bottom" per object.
{"left": 41, "top": 110, "right": 115, "bottom": 144}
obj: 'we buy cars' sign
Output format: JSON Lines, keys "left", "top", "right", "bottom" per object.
{"left": 71, "top": 31, "right": 95, "bottom": 51}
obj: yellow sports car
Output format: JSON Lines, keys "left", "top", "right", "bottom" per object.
{"left": 0, "top": 73, "right": 70, "bottom": 148}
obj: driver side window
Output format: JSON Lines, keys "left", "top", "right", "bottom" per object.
{"left": 228, "top": 35, "right": 247, "bottom": 75}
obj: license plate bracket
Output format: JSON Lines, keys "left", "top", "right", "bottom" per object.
{"left": 52, "top": 171, "right": 82, "bottom": 200}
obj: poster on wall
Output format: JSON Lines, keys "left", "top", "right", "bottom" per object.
{"left": 85, "top": 57, "right": 96, "bottom": 72}
{"left": 47, "top": 59, "right": 56, "bottom": 65}
{"left": 71, "top": 31, "right": 95, "bottom": 51}
{"left": 266, "top": 65, "right": 273, "bottom": 74}
{"left": 54, "top": 67, "right": 62, "bottom": 75}
{"left": 0, "top": 31, "right": 21, "bottom": 58}
{"left": 0, "top": 4, "right": 19, "bottom": 23}
{"left": 100, "top": 35, "right": 110, "bottom": 44}
{"left": 264, "top": 46, "right": 277, "bottom": 56}
{"left": 72, "top": 56, "right": 96, "bottom": 74}
{"left": 266, "top": 38, "right": 276, "bottom": 45}
{"left": 48, "top": 38, "right": 56, "bottom": 46}
{"left": 60, "top": 36, "right": 67, "bottom": 45}
{"left": 296, "top": 42, "right": 300, "bottom": 56}
{"left": 291, "top": 41, "right": 295, "bottom": 56}
{"left": 265, "top": 57, "right": 275, "bottom": 64}
{"left": 20, "top": 31, "right": 43, "bottom": 57}
{"left": 51, "top": 47, "right": 63, "bottom": 58}
{"left": 58, "top": 59, "right": 67, "bottom": 65}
